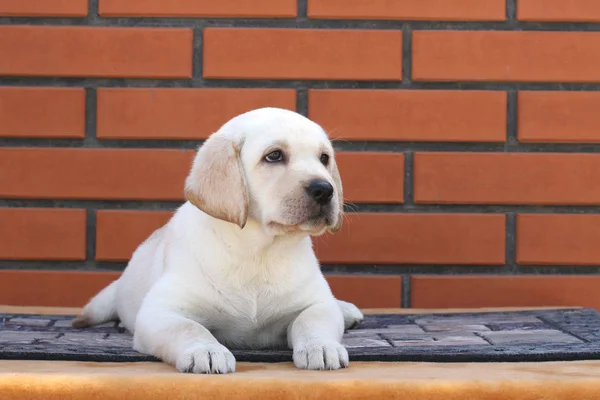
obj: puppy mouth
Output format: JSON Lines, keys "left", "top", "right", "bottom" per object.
{"left": 303, "top": 205, "right": 333, "bottom": 225}
{"left": 270, "top": 215, "right": 326, "bottom": 228}
{"left": 268, "top": 210, "right": 331, "bottom": 234}
{"left": 307, "top": 211, "right": 327, "bottom": 223}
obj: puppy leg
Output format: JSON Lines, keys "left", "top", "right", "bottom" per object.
{"left": 288, "top": 301, "right": 349, "bottom": 370}
{"left": 134, "top": 304, "right": 235, "bottom": 374}
{"left": 337, "top": 299, "right": 364, "bottom": 330}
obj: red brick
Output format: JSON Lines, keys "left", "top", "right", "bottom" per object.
{"left": 0, "top": 208, "right": 86, "bottom": 260}
{"left": 308, "top": 90, "right": 506, "bottom": 142}
{"left": 0, "top": 148, "right": 400, "bottom": 203}
{"left": 0, "top": 0, "right": 87, "bottom": 16}
{"left": 0, "top": 148, "right": 193, "bottom": 200}
{"left": 414, "top": 152, "right": 600, "bottom": 205}
{"left": 99, "top": 0, "right": 296, "bottom": 17}
{"left": 203, "top": 28, "right": 402, "bottom": 81}
{"left": 0, "top": 26, "right": 192, "bottom": 78}
{"left": 518, "top": 0, "right": 600, "bottom": 22}
{"left": 96, "top": 210, "right": 172, "bottom": 261}
{"left": 0, "top": 87, "right": 85, "bottom": 139}
{"left": 518, "top": 91, "right": 600, "bottom": 143}
{"left": 517, "top": 214, "right": 600, "bottom": 265}
{"left": 315, "top": 213, "right": 505, "bottom": 265}
{"left": 336, "top": 153, "right": 404, "bottom": 203}
{"left": 413, "top": 31, "right": 600, "bottom": 82}
{"left": 412, "top": 276, "right": 600, "bottom": 309}
{"left": 0, "top": 271, "right": 119, "bottom": 307}
{"left": 0, "top": 270, "right": 396, "bottom": 308}
{"left": 308, "top": 0, "right": 505, "bottom": 21}
{"left": 97, "top": 88, "right": 296, "bottom": 140}
{"left": 327, "top": 275, "right": 402, "bottom": 308}
{"left": 96, "top": 211, "right": 503, "bottom": 264}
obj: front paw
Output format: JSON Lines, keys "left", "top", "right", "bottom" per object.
{"left": 338, "top": 300, "right": 364, "bottom": 330}
{"left": 293, "top": 341, "right": 349, "bottom": 370}
{"left": 176, "top": 343, "right": 236, "bottom": 374}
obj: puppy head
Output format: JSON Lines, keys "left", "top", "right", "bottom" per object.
{"left": 184, "top": 107, "right": 344, "bottom": 236}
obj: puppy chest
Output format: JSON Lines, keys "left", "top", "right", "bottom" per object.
{"left": 210, "top": 314, "right": 294, "bottom": 349}
{"left": 213, "top": 282, "right": 300, "bottom": 317}
{"left": 205, "top": 296, "right": 301, "bottom": 348}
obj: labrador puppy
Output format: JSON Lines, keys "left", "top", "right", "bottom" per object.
{"left": 73, "top": 107, "right": 364, "bottom": 374}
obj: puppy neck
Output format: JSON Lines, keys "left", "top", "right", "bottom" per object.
{"left": 179, "top": 206, "right": 302, "bottom": 254}
{"left": 179, "top": 203, "right": 315, "bottom": 283}
{"left": 212, "top": 216, "right": 307, "bottom": 252}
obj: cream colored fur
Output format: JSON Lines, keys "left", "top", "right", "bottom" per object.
{"left": 73, "top": 108, "right": 364, "bottom": 374}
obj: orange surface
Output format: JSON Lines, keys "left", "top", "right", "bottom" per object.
{"left": 313, "top": 213, "right": 505, "bottom": 265}
{"left": 97, "top": 88, "right": 297, "bottom": 140}
{"left": 203, "top": 28, "right": 403, "bottom": 81}
{"left": 414, "top": 152, "right": 600, "bottom": 205}
{"left": 0, "top": 0, "right": 88, "bottom": 16}
{"left": 0, "top": 87, "right": 85, "bottom": 138}
{"left": 0, "top": 26, "right": 192, "bottom": 78}
{"left": 5, "top": 359, "right": 600, "bottom": 400}
{"left": 0, "top": 271, "right": 118, "bottom": 307}
{"left": 0, "top": 148, "right": 193, "bottom": 200}
{"left": 518, "top": 0, "right": 600, "bottom": 22}
{"left": 326, "top": 276, "right": 402, "bottom": 308}
{"left": 335, "top": 153, "right": 404, "bottom": 203}
{"left": 95, "top": 211, "right": 172, "bottom": 262}
{"left": 412, "top": 276, "right": 600, "bottom": 309}
{"left": 99, "top": 0, "right": 297, "bottom": 17}
{"left": 308, "top": 0, "right": 506, "bottom": 21}
{"left": 517, "top": 214, "right": 600, "bottom": 265}
{"left": 413, "top": 31, "right": 600, "bottom": 82}
{"left": 518, "top": 91, "right": 600, "bottom": 143}
{"left": 309, "top": 89, "right": 506, "bottom": 142}
{"left": 0, "top": 209, "right": 86, "bottom": 260}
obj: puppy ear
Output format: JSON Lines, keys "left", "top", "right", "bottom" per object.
{"left": 184, "top": 134, "right": 248, "bottom": 228}
{"left": 328, "top": 156, "right": 344, "bottom": 233}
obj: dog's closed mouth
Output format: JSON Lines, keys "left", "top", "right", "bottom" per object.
{"left": 308, "top": 212, "right": 326, "bottom": 222}
{"left": 267, "top": 215, "right": 328, "bottom": 233}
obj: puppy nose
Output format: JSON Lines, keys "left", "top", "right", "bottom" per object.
{"left": 306, "top": 180, "right": 334, "bottom": 206}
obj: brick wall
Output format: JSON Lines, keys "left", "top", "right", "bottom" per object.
{"left": 2, "top": 0, "right": 600, "bottom": 310}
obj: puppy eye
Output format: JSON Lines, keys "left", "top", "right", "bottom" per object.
{"left": 320, "top": 153, "right": 330, "bottom": 166}
{"left": 265, "top": 150, "right": 284, "bottom": 163}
